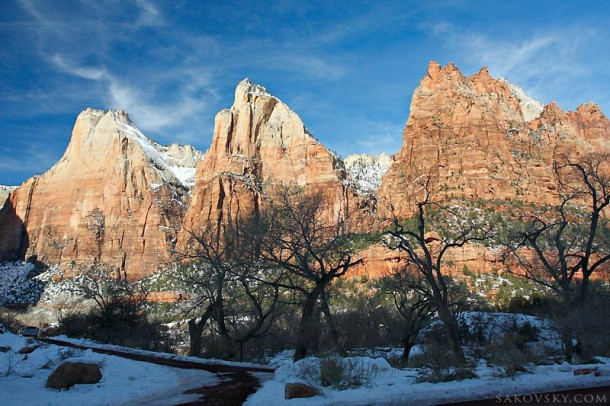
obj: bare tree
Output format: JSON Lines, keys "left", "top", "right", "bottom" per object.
{"left": 502, "top": 152, "right": 610, "bottom": 361}
{"left": 176, "top": 223, "right": 233, "bottom": 357}
{"left": 177, "top": 220, "right": 281, "bottom": 359}
{"left": 249, "top": 186, "right": 363, "bottom": 361}
{"left": 74, "top": 266, "right": 148, "bottom": 316}
{"left": 377, "top": 269, "right": 434, "bottom": 362}
{"left": 383, "top": 175, "right": 493, "bottom": 364}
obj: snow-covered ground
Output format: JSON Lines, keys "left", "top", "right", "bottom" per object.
{"left": 247, "top": 355, "right": 609, "bottom": 405}
{"left": 0, "top": 331, "right": 217, "bottom": 406}
{"left": 246, "top": 312, "right": 609, "bottom": 405}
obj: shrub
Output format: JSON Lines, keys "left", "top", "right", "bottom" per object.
{"left": 311, "top": 357, "right": 381, "bottom": 390}
{"left": 485, "top": 332, "right": 534, "bottom": 378}
{"left": 320, "top": 357, "right": 344, "bottom": 387}
{"left": 59, "top": 302, "right": 174, "bottom": 352}
{"left": 418, "top": 367, "right": 478, "bottom": 383}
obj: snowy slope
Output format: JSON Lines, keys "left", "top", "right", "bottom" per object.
{"left": 344, "top": 153, "right": 392, "bottom": 195}
{"left": 114, "top": 113, "right": 204, "bottom": 190}
{"left": 503, "top": 81, "right": 544, "bottom": 122}
{"left": 0, "top": 262, "right": 45, "bottom": 306}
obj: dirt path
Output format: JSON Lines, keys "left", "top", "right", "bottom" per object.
{"left": 41, "top": 337, "right": 275, "bottom": 405}
{"left": 178, "top": 370, "right": 272, "bottom": 406}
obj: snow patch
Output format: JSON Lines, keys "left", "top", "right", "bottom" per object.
{"left": 344, "top": 153, "right": 392, "bottom": 195}
{"left": 111, "top": 113, "right": 203, "bottom": 192}
{"left": 0, "top": 185, "right": 17, "bottom": 209}
{"left": 504, "top": 81, "right": 544, "bottom": 122}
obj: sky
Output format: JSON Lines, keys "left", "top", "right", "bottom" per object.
{"left": 1, "top": 0, "right": 609, "bottom": 186}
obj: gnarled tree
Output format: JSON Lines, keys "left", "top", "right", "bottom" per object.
{"left": 502, "top": 152, "right": 610, "bottom": 361}
{"left": 383, "top": 175, "right": 493, "bottom": 364}
{"left": 177, "top": 221, "right": 280, "bottom": 359}
{"left": 249, "top": 186, "right": 363, "bottom": 361}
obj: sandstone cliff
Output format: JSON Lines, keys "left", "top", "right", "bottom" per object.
{"left": 0, "top": 109, "right": 200, "bottom": 280}
{"left": 179, "top": 79, "right": 361, "bottom": 244}
{"left": 378, "top": 62, "right": 610, "bottom": 218}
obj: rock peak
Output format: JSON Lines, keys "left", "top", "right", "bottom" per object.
{"left": 443, "top": 62, "right": 460, "bottom": 73}
{"left": 235, "top": 78, "right": 274, "bottom": 103}
{"left": 476, "top": 66, "right": 490, "bottom": 78}
{"left": 426, "top": 61, "right": 442, "bottom": 81}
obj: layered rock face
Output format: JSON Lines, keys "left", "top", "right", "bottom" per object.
{"left": 378, "top": 62, "right": 610, "bottom": 218}
{"left": 0, "top": 109, "right": 196, "bottom": 280}
{"left": 180, "top": 79, "right": 357, "bottom": 241}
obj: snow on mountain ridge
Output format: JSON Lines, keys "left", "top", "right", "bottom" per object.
{"left": 503, "top": 81, "right": 544, "bottom": 122}
{"left": 0, "top": 185, "right": 16, "bottom": 209}
{"left": 111, "top": 111, "right": 204, "bottom": 190}
{"left": 344, "top": 153, "right": 392, "bottom": 195}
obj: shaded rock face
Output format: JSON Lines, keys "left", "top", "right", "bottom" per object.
{"left": 46, "top": 361, "right": 102, "bottom": 390}
{"left": 0, "top": 109, "right": 192, "bottom": 280}
{"left": 378, "top": 62, "right": 610, "bottom": 218}
{"left": 180, "top": 79, "right": 360, "bottom": 242}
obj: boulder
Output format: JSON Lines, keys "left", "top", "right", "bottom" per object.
{"left": 284, "top": 382, "right": 317, "bottom": 399}
{"left": 18, "top": 345, "right": 38, "bottom": 354}
{"left": 46, "top": 361, "right": 102, "bottom": 390}
{"left": 573, "top": 368, "right": 600, "bottom": 377}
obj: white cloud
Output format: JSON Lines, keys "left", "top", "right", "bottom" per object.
{"left": 134, "top": 0, "right": 163, "bottom": 27}
{"left": 50, "top": 54, "right": 106, "bottom": 80}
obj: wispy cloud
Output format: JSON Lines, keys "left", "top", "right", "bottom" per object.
{"left": 134, "top": 0, "right": 163, "bottom": 27}
{"left": 50, "top": 54, "right": 106, "bottom": 80}
{"left": 425, "top": 22, "right": 599, "bottom": 108}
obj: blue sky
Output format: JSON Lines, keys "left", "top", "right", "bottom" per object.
{"left": 1, "top": 0, "right": 609, "bottom": 186}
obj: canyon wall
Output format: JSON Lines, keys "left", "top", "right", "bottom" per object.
{"left": 378, "top": 62, "right": 609, "bottom": 218}
{"left": 0, "top": 109, "right": 197, "bottom": 280}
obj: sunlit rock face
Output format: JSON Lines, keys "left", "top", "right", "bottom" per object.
{"left": 0, "top": 109, "right": 193, "bottom": 280}
{"left": 378, "top": 61, "right": 610, "bottom": 218}
{"left": 179, "top": 79, "right": 364, "bottom": 244}
{"left": 2, "top": 64, "right": 608, "bottom": 281}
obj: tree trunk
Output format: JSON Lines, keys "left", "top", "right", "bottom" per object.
{"left": 436, "top": 305, "right": 466, "bottom": 364}
{"left": 294, "top": 283, "right": 326, "bottom": 361}
{"left": 188, "top": 318, "right": 206, "bottom": 356}
{"left": 401, "top": 339, "right": 413, "bottom": 363}
{"left": 214, "top": 304, "right": 236, "bottom": 360}
{"left": 320, "top": 291, "right": 346, "bottom": 356}
{"left": 187, "top": 305, "right": 215, "bottom": 356}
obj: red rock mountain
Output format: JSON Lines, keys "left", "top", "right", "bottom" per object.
{"left": 378, "top": 61, "right": 610, "bottom": 218}
{"left": 1, "top": 65, "right": 608, "bottom": 279}
{"left": 179, "top": 79, "right": 360, "bottom": 243}
{"left": 0, "top": 109, "right": 195, "bottom": 280}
